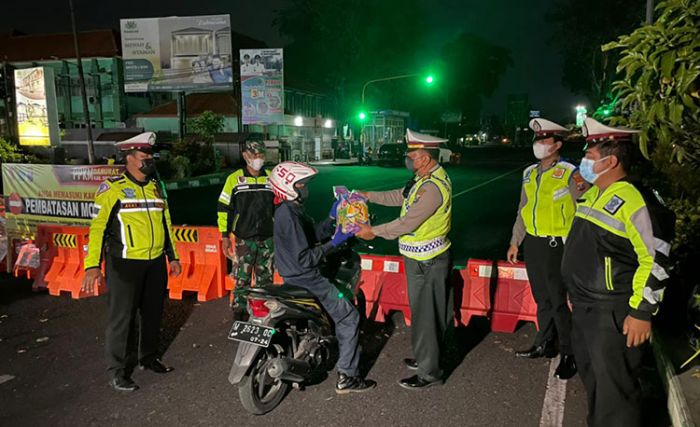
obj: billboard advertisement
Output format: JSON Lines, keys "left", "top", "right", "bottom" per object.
{"left": 2, "top": 164, "right": 125, "bottom": 238}
{"left": 240, "top": 48, "right": 284, "bottom": 125}
{"left": 14, "top": 67, "right": 60, "bottom": 146}
{"left": 120, "top": 15, "right": 233, "bottom": 92}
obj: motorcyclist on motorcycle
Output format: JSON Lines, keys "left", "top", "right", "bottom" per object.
{"left": 269, "top": 161, "right": 376, "bottom": 394}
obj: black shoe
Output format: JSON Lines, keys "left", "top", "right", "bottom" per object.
{"left": 110, "top": 376, "right": 138, "bottom": 392}
{"left": 139, "top": 359, "right": 174, "bottom": 374}
{"left": 554, "top": 355, "right": 577, "bottom": 380}
{"left": 404, "top": 358, "right": 418, "bottom": 370}
{"left": 335, "top": 373, "right": 376, "bottom": 394}
{"left": 398, "top": 374, "right": 443, "bottom": 390}
{"left": 515, "top": 343, "right": 557, "bottom": 359}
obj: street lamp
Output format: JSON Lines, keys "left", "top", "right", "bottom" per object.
{"left": 359, "top": 72, "right": 435, "bottom": 156}
{"left": 361, "top": 73, "right": 435, "bottom": 104}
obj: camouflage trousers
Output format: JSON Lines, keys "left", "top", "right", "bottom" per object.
{"left": 232, "top": 237, "right": 274, "bottom": 289}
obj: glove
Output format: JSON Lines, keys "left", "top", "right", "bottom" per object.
{"left": 331, "top": 226, "right": 355, "bottom": 247}
{"left": 329, "top": 199, "right": 341, "bottom": 219}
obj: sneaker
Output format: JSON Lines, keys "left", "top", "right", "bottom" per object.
{"left": 335, "top": 373, "right": 376, "bottom": 394}
{"left": 109, "top": 376, "right": 139, "bottom": 392}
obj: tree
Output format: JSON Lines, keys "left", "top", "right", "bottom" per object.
{"left": 603, "top": 0, "right": 700, "bottom": 337}
{"left": 438, "top": 32, "right": 513, "bottom": 127}
{"left": 188, "top": 111, "right": 225, "bottom": 144}
{"left": 546, "top": 0, "right": 645, "bottom": 106}
{"left": 274, "top": 0, "right": 428, "bottom": 119}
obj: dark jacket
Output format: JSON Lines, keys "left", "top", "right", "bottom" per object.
{"left": 273, "top": 201, "right": 336, "bottom": 280}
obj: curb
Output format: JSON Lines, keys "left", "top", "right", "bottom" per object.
{"left": 653, "top": 333, "right": 696, "bottom": 426}
{"left": 165, "top": 174, "right": 227, "bottom": 190}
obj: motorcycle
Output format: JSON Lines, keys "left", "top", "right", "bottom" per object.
{"left": 227, "top": 245, "right": 364, "bottom": 415}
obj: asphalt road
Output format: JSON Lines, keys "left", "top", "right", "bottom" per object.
{"left": 0, "top": 277, "right": 668, "bottom": 426}
{"left": 168, "top": 161, "right": 525, "bottom": 263}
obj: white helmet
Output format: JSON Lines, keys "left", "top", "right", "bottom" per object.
{"left": 269, "top": 161, "right": 318, "bottom": 201}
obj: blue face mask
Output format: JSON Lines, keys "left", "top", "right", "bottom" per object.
{"left": 579, "top": 156, "right": 610, "bottom": 183}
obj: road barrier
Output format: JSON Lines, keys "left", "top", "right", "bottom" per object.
{"left": 27, "top": 220, "right": 542, "bottom": 332}
{"left": 167, "top": 226, "right": 227, "bottom": 302}
{"left": 32, "top": 225, "right": 106, "bottom": 298}
{"left": 490, "top": 261, "right": 539, "bottom": 333}
{"left": 453, "top": 259, "right": 494, "bottom": 327}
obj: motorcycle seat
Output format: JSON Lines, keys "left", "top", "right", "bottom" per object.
{"left": 247, "top": 285, "right": 315, "bottom": 299}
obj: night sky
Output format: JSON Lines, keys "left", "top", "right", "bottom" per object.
{"left": 1, "top": 0, "right": 585, "bottom": 120}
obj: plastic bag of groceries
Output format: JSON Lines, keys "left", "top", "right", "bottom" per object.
{"left": 14, "top": 241, "right": 40, "bottom": 270}
{"left": 333, "top": 186, "right": 370, "bottom": 234}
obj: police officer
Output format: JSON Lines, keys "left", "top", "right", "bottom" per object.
{"left": 81, "top": 132, "right": 181, "bottom": 392}
{"left": 507, "top": 118, "right": 588, "bottom": 380}
{"left": 217, "top": 141, "right": 274, "bottom": 307}
{"left": 357, "top": 129, "right": 453, "bottom": 390}
{"left": 561, "top": 118, "right": 673, "bottom": 426}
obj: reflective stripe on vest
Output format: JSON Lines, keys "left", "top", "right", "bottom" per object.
{"left": 398, "top": 167, "right": 452, "bottom": 261}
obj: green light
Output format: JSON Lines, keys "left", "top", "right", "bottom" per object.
{"left": 602, "top": 109, "right": 611, "bottom": 116}
{"left": 338, "top": 292, "right": 344, "bottom": 299}
{"left": 425, "top": 75, "right": 434, "bottom": 84}
{"left": 358, "top": 112, "right": 366, "bottom": 121}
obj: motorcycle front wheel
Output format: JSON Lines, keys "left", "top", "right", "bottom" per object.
{"left": 238, "top": 343, "right": 290, "bottom": 415}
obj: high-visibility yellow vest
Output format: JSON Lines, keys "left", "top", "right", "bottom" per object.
{"left": 521, "top": 161, "right": 577, "bottom": 237}
{"left": 398, "top": 166, "right": 452, "bottom": 261}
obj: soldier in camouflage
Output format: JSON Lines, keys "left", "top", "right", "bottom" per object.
{"left": 217, "top": 141, "right": 275, "bottom": 306}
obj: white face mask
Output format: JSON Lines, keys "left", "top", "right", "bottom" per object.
{"left": 247, "top": 158, "right": 265, "bottom": 171}
{"left": 532, "top": 142, "right": 554, "bottom": 159}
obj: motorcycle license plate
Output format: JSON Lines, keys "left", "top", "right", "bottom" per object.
{"left": 227, "top": 321, "right": 275, "bottom": 348}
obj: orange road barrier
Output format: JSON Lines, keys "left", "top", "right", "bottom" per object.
{"left": 453, "top": 259, "right": 494, "bottom": 327}
{"left": 33, "top": 225, "right": 105, "bottom": 298}
{"left": 490, "top": 261, "right": 539, "bottom": 333}
{"left": 167, "top": 226, "right": 227, "bottom": 302}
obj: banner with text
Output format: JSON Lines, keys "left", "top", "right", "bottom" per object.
{"left": 240, "top": 48, "right": 284, "bottom": 125}
{"left": 120, "top": 15, "right": 233, "bottom": 92}
{"left": 2, "top": 164, "right": 124, "bottom": 238}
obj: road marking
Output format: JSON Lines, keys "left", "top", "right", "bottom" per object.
{"left": 452, "top": 165, "right": 525, "bottom": 199}
{"left": 539, "top": 356, "right": 567, "bottom": 427}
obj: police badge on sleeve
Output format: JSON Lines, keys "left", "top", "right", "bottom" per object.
{"left": 604, "top": 195, "right": 625, "bottom": 215}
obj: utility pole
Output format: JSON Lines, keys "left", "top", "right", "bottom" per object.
{"left": 646, "top": 0, "right": 654, "bottom": 24}
{"left": 69, "top": 0, "right": 95, "bottom": 164}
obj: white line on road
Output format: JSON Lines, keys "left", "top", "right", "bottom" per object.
{"left": 539, "top": 356, "right": 568, "bottom": 427}
{"left": 452, "top": 165, "right": 526, "bottom": 199}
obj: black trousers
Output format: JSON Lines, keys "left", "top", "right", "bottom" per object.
{"left": 404, "top": 250, "right": 454, "bottom": 381}
{"left": 572, "top": 305, "right": 643, "bottom": 427}
{"left": 523, "top": 234, "right": 572, "bottom": 355}
{"left": 285, "top": 274, "right": 361, "bottom": 377}
{"left": 105, "top": 254, "right": 168, "bottom": 378}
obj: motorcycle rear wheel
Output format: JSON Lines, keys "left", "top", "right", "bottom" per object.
{"left": 238, "top": 344, "right": 290, "bottom": 415}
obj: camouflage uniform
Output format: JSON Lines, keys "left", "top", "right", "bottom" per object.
{"left": 216, "top": 141, "right": 275, "bottom": 304}
{"left": 233, "top": 237, "right": 274, "bottom": 288}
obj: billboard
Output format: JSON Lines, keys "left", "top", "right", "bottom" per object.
{"left": 240, "top": 48, "right": 284, "bottom": 125}
{"left": 120, "top": 15, "right": 233, "bottom": 92}
{"left": 14, "top": 67, "right": 60, "bottom": 146}
{"left": 2, "top": 164, "right": 124, "bottom": 238}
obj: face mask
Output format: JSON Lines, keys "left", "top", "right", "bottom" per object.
{"left": 139, "top": 158, "right": 156, "bottom": 177}
{"left": 247, "top": 158, "right": 264, "bottom": 171}
{"left": 579, "top": 156, "right": 611, "bottom": 183}
{"left": 405, "top": 156, "right": 415, "bottom": 172}
{"left": 532, "top": 142, "right": 553, "bottom": 159}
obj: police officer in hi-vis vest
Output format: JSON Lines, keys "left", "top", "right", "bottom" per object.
{"left": 562, "top": 118, "right": 673, "bottom": 426}
{"left": 357, "top": 129, "right": 453, "bottom": 390}
{"left": 507, "top": 118, "right": 588, "bottom": 380}
{"left": 82, "top": 132, "right": 181, "bottom": 392}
